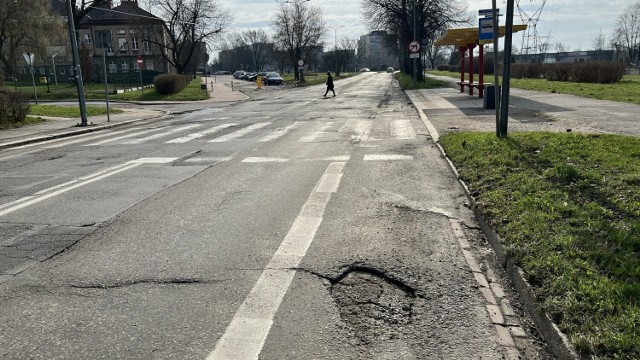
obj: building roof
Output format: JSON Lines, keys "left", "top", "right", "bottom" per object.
{"left": 435, "top": 25, "right": 527, "bottom": 47}
{"left": 79, "top": 0, "right": 163, "bottom": 26}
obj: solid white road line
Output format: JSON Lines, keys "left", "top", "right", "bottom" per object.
{"left": 364, "top": 154, "right": 414, "bottom": 161}
{"left": 124, "top": 124, "right": 202, "bottom": 144}
{"left": 166, "top": 123, "right": 237, "bottom": 144}
{"left": 390, "top": 120, "right": 417, "bottom": 140}
{"left": 207, "top": 162, "right": 346, "bottom": 360}
{"left": 0, "top": 157, "right": 177, "bottom": 218}
{"left": 209, "top": 122, "right": 271, "bottom": 143}
{"left": 183, "top": 157, "right": 232, "bottom": 163}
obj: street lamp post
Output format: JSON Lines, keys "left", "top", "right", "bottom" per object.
{"left": 65, "top": 0, "right": 88, "bottom": 126}
{"left": 330, "top": 25, "right": 344, "bottom": 75}
{"left": 51, "top": 53, "right": 58, "bottom": 85}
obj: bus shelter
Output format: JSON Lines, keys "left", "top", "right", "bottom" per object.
{"left": 435, "top": 25, "right": 527, "bottom": 98}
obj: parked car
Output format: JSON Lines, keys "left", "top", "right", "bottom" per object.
{"left": 386, "top": 67, "right": 395, "bottom": 73}
{"left": 263, "top": 72, "right": 284, "bottom": 85}
{"left": 359, "top": 68, "right": 370, "bottom": 72}
{"left": 233, "top": 70, "right": 246, "bottom": 79}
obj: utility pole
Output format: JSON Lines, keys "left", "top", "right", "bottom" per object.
{"left": 412, "top": 0, "right": 417, "bottom": 86}
{"left": 492, "top": 0, "right": 500, "bottom": 137}
{"left": 65, "top": 0, "right": 88, "bottom": 126}
{"left": 499, "top": 0, "right": 515, "bottom": 137}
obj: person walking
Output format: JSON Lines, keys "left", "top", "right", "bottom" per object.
{"left": 324, "top": 72, "right": 335, "bottom": 97}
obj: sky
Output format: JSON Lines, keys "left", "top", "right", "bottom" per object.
{"left": 134, "top": 0, "right": 631, "bottom": 57}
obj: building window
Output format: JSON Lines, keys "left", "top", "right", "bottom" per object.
{"left": 109, "top": 62, "right": 117, "bottom": 74}
{"left": 59, "top": 67, "right": 66, "bottom": 75}
{"left": 131, "top": 38, "right": 139, "bottom": 51}
{"left": 143, "top": 41, "right": 151, "bottom": 53}
{"left": 117, "top": 29, "right": 125, "bottom": 34}
{"left": 121, "top": 61, "right": 129, "bottom": 72}
{"left": 118, "top": 38, "right": 128, "bottom": 52}
{"left": 84, "top": 33, "right": 92, "bottom": 44}
{"left": 146, "top": 61, "right": 154, "bottom": 71}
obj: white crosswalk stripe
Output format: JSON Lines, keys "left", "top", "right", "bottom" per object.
{"left": 125, "top": 124, "right": 202, "bottom": 144}
{"left": 258, "top": 122, "right": 300, "bottom": 142}
{"left": 390, "top": 120, "right": 417, "bottom": 140}
{"left": 84, "top": 127, "right": 167, "bottom": 146}
{"left": 166, "top": 123, "right": 237, "bottom": 144}
{"left": 209, "top": 122, "right": 271, "bottom": 143}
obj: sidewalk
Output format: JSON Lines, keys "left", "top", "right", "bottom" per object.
{"left": 0, "top": 77, "right": 250, "bottom": 150}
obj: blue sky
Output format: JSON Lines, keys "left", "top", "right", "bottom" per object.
{"left": 134, "top": 0, "right": 630, "bottom": 53}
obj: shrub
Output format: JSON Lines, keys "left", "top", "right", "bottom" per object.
{"left": 436, "top": 64, "right": 450, "bottom": 71}
{"left": 153, "top": 74, "right": 192, "bottom": 95}
{"left": 546, "top": 62, "right": 624, "bottom": 83}
{"left": 511, "top": 63, "right": 545, "bottom": 79}
{"left": 0, "top": 89, "right": 30, "bottom": 127}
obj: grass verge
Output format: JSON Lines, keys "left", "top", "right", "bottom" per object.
{"left": 427, "top": 70, "right": 640, "bottom": 105}
{"left": 29, "top": 105, "right": 123, "bottom": 118}
{"left": 2, "top": 77, "right": 208, "bottom": 102}
{"left": 0, "top": 116, "right": 47, "bottom": 129}
{"left": 439, "top": 131, "right": 640, "bottom": 359}
{"left": 395, "top": 72, "right": 449, "bottom": 90}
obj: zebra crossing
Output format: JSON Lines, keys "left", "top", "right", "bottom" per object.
{"left": 65, "top": 118, "right": 422, "bottom": 147}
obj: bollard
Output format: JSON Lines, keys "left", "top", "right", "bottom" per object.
{"left": 231, "top": 81, "right": 234, "bottom": 91}
{"left": 257, "top": 77, "right": 262, "bottom": 89}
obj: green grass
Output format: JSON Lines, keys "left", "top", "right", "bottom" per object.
{"left": 0, "top": 116, "right": 47, "bottom": 129}
{"left": 427, "top": 70, "right": 640, "bottom": 105}
{"left": 439, "top": 132, "right": 640, "bottom": 359}
{"left": 281, "top": 72, "right": 358, "bottom": 86}
{"left": 395, "top": 72, "right": 449, "bottom": 90}
{"left": 2, "top": 77, "right": 208, "bottom": 102}
{"left": 29, "top": 104, "right": 123, "bottom": 118}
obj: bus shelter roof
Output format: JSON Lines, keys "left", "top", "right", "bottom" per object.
{"left": 435, "top": 25, "right": 527, "bottom": 47}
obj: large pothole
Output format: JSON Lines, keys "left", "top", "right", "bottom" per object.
{"left": 330, "top": 267, "right": 415, "bottom": 332}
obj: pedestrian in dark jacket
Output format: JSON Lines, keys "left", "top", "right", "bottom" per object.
{"left": 324, "top": 72, "right": 335, "bottom": 97}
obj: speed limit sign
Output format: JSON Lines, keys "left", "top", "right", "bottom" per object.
{"left": 409, "top": 41, "right": 420, "bottom": 53}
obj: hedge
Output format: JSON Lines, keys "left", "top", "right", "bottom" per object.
{"left": 153, "top": 74, "right": 193, "bottom": 95}
{"left": 0, "top": 89, "right": 30, "bottom": 127}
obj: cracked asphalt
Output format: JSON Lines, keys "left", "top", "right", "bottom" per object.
{"left": 0, "top": 73, "right": 554, "bottom": 359}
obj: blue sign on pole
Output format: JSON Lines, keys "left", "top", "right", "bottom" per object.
{"left": 479, "top": 17, "right": 493, "bottom": 44}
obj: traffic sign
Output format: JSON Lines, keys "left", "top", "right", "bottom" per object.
{"left": 137, "top": 56, "right": 143, "bottom": 66}
{"left": 409, "top": 53, "right": 420, "bottom": 59}
{"left": 479, "top": 17, "right": 493, "bottom": 44}
{"left": 22, "top": 52, "right": 34, "bottom": 66}
{"left": 479, "top": 8, "right": 501, "bottom": 17}
{"left": 409, "top": 41, "right": 420, "bottom": 53}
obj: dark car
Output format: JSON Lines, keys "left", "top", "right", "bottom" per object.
{"left": 263, "top": 72, "right": 284, "bottom": 85}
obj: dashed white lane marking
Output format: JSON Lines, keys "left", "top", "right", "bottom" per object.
{"left": 0, "top": 157, "right": 176, "bottom": 218}
{"left": 124, "top": 124, "right": 202, "bottom": 144}
{"left": 364, "top": 154, "right": 414, "bottom": 161}
{"left": 166, "top": 123, "right": 237, "bottom": 144}
{"left": 207, "top": 162, "right": 346, "bottom": 360}
{"left": 390, "top": 120, "right": 417, "bottom": 140}
{"left": 258, "top": 122, "right": 300, "bottom": 142}
{"left": 305, "top": 155, "right": 351, "bottom": 162}
{"left": 242, "top": 157, "right": 289, "bottom": 163}
{"left": 209, "top": 122, "right": 271, "bottom": 143}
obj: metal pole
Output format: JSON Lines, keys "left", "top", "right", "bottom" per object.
{"left": 335, "top": 28, "right": 338, "bottom": 76}
{"left": 412, "top": 0, "right": 417, "bottom": 86}
{"left": 29, "top": 64, "right": 38, "bottom": 104}
{"left": 52, "top": 54, "right": 58, "bottom": 86}
{"left": 492, "top": 0, "right": 500, "bottom": 137}
{"left": 102, "top": 33, "right": 111, "bottom": 122}
{"left": 499, "top": 0, "right": 515, "bottom": 138}
{"left": 65, "top": 0, "right": 88, "bottom": 126}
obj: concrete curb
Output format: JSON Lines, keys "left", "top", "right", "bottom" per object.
{"left": 405, "top": 89, "right": 580, "bottom": 360}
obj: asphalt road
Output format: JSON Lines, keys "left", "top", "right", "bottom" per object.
{"left": 0, "top": 73, "right": 551, "bottom": 359}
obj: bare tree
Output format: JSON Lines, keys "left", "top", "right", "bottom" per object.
{"left": 145, "top": 0, "right": 232, "bottom": 74}
{"left": 242, "top": 29, "right": 272, "bottom": 72}
{"left": 70, "top": 1, "right": 111, "bottom": 33}
{"left": 0, "top": 0, "right": 62, "bottom": 79}
{"left": 271, "top": 0, "right": 325, "bottom": 81}
{"left": 361, "top": 0, "right": 469, "bottom": 78}
{"left": 614, "top": 1, "right": 640, "bottom": 65}
{"left": 592, "top": 30, "right": 606, "bottom": 61}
